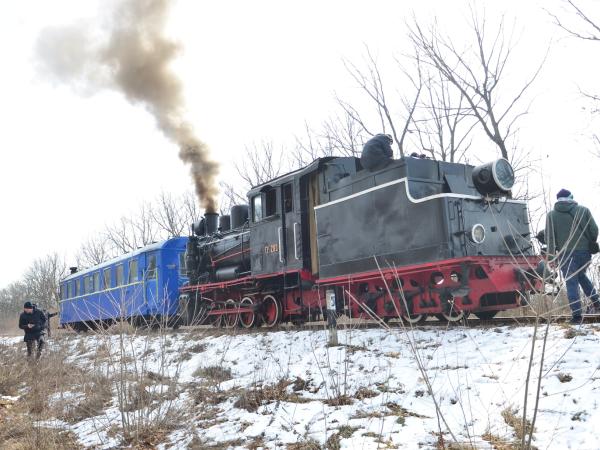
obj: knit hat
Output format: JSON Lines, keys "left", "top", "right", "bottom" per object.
{"left": 23, "top": 301, "right": 33, "bottom": 309}
{"left": 556, "top": 189, "right": 573, "bottom": 200}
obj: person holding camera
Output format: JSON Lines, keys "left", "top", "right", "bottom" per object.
{"left": 546, "top": 189, "right": 600, "bottom": 323}
{"left": 18, "top": 301, "right": 47, "bottom": 359}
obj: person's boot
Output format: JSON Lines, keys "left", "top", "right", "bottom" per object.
{"left": 585, "top": 304, "right": 600, "bottom": 314}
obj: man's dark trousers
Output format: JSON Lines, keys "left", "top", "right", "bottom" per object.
{"left": 560, "top": 250, "right": 600, "bottom": 318}
{"left": 26, "top": 337, "right": 45, "bottom": 359}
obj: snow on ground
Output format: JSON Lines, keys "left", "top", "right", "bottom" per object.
{"left": 3, "top": 323, "right": 600, "bottom": 449}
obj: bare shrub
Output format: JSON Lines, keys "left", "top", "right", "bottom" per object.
{"left": 193, "top": 365, "right": 232, "bottom": 382}
{"left": 0, "top": 339, "right": 92, "bottom": 449}
{"left": 285, "top": 439, "right": 321, "bottom": 450}
{"left": 325, "top": 425, "right": 359, "bottom": 450}
{"left": 0, "top": 344, "right": 27, "bottom": 396}
{"left": 188, "top": 342, "right": 207, "bottom": 353}
{"left": 234, "top": 379, "right": 309, "bottom": 412}
{"left": 0, "top": 414, "right": 80, "bottom": 450}
{"left": 354, "top": 386, "right": 378, "bottom": 400}
{"left": 502, "top": 407, "right": 534, "bottom": 443}
{"left": 58, "top": 373, "right": 113, "bottom": 422}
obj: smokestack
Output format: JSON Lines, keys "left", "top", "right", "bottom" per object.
{"left": 205, "top": 213, "right": 219, "bottom": 234}
{"left": 35, "top": 0, "right": 219, "bottom": 212}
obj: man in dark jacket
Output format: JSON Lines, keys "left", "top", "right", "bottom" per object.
{"left": 546, "top": 189, "right": 600, "bottom": 322}
{"left": 33, "top": 303, "right": 57, "bottom": 338}
{"left": 18, "top": 301, "right": 47, "bottom": 359}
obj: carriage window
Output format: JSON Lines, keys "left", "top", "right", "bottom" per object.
{"left": 75, "top": 279, "right": 81, "bottom": 296}
{"left": 93, "top": 272, "right": 100, "bottom": 292}
{"left": 70, "top": 281, "right": 76, "bottom": 298}
{"left": 116, "top": 264, "right": 124, "bottom": 286}
{"left": 60, "top": 284, "right": 66, "bottom": 300}
{"left": 265, "top": 188, "right": 277, "bottom": 217}
{"left": 252, "top": 195, "right": 263, "bottom": 222}
{"left": 103, "top": 268, "right": 111, "bottom": 289}
{"left": 179, "top": 253, "right": 186, "bottom": 276}
{"left": 86, "top": 276, "right": 93, "bottom": 294}
{"left": 283, "top": 183, "right": 293, "bottom": 213}
{"left": 146, "top": 254, "right": 157, "bottom": 280}
{"left": 128, "top": 259, "right": 138, "bottom": 283}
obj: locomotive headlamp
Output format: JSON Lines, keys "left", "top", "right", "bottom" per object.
{"left": 471, "top": 224, "right": 486, "bottom": 244}
{"left": 472, "top": 158, "right": 515, "bottom": 196}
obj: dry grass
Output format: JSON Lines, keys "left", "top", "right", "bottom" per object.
{"left": 193, "top": 365, "right": 232, "bottom": 382}
{"left": 354, "top": 386, "right": 379, "bottom": 400}
{"left": 0, "top": 414, "right": 80, "bottom": 450}
{"left": 0, "top": 316, "right": 20, "bottom": 336}
{"left": 557, "top": 372, "right": 573, "bottom": 383}
{"left": 234, "top": 379, "right": 310, "bottom": 412}
{"left": 325, "top": 425, "right": 359, "bottom": 449}
{"left": 498, "top": 292, "right": 571, "bottom": 318}
{"left": 501, "top": 407, "right": 535, "bottom": 444}
{"left": 323, "top": 394, "right": 354, "bottom": 407}
{"left": 56, "top": 373, "right": 113, "bottom": 422}
{"left": 0, "top": 341, "right": 89, "bottom": 450}
{"left": 188, "top": 437, "right": 245, "bottom": 449}
{"left": 0, "top": 345, "right": 28, "bottom": 396}
{"left": 385, "top": 402, "right": 429, "bottom": 419}
{"left": 1, "top": 326, "right": 187, "bottom": 449}
{"left": 286, "top": 440, "right": 321, "bottom": 450}
{"left": 482, "top": 431, "right": 518, "bottom": 450}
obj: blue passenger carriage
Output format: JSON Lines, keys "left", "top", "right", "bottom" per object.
{"left": 59, "top": 237, "right": 188, "bottom": 330}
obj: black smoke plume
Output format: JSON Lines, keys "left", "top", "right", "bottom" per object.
{"left": 36, "top": 0, "right": 219, "bottom": 212}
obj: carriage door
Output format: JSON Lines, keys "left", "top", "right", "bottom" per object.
{"left": 282, "top": 182, "right": 300, "bottom": 269}
{"left": 144, "top": 252, "right": 159, "bottom": 311}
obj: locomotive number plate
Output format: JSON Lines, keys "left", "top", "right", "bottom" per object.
{"left": 264, "top": 243, "right": 279, "bottom": 254}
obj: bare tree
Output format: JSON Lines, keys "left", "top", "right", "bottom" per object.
{"left": 236, "top": 140, "right": 288, "bottom": 188}
{"left": 409, "top": 10, "right": 546, "bottom": 163}
{"left": 340, "top": 47, "right": 423, "bottom": 157}
{"left": 549, "top": 0, "right": 600, "bottom": 42}
{"left": 152, "top": 191, "right": 186, "bottom": 237}
{"left": 321, "top": 112, "right": 369, "bottom": 158}
{"left": 180, "top": 190, "right": 202, "bottom": 228}
{"left": 292, "top": 114, "right": 367, "bottom": 169}
{"left": 75, "top": 191, "right": 200, "bottom": 272}
{"left": 549, "top": 1, "right": 600, "bottom": 153}
{"left": 75, "top": 235, "right": 114, "bottom": 269}
{"left": 411, "top": 70, "right": 477, "bottom": 162}
{"left": 22, "top": 253, "right": 67, "bottom": 309}
{"left": 219, "top": 181, "right": 248, "bottom": 215}
{"left": 292, "top": 122, "right": 333, "bottom": 168}
{"left": 0, "top": 281, "right": 30, "bottom": 319}
{"left": 217, "top": 140, "right": 290, "bottom": 215}
{"left": 105, "top": 202, "right": 159, "bottom": 254}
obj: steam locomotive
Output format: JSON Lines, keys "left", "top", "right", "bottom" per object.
{"left": 179, "top": 134, "right": 540, "bottom": 327}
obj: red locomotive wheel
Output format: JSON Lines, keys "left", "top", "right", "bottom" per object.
{"left": 239, "top": 297, "right": 257, "bottom": 328}
{"left": 400, "top": 312, "right": 427, "bottom": 325}
{"left": 436, "top": 309, "right": 469, "bottom": 322}
{"left": 261, "top": 295, "right": 282, "bottom": 328}
{"left": 224, "top": 299, "right": 239, "bottom": 328}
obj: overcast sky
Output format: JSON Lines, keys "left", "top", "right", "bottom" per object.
{"left": 1, "top": 0, "right": 599, "bottom": 288}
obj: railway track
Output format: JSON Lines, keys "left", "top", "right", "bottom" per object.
{"left": 299, "top": 314, "right": 600, "bottom": 330}
{"left": 178, "top": 313, "right": 600, "bottom": 336}
{"left": 58, "top": 312, "right": 600, "bottom": 336}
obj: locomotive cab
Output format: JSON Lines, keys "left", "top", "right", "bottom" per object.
{"left": 246, "top": 157, "right": 360, "bottom": 279}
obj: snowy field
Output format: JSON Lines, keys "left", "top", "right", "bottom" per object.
{"left": 2, "top": 323, "right": 600, "bottom": 449}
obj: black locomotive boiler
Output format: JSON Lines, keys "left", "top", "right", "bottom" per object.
{"left": 179, "top": 135, "right": 540, "bottom": 327}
